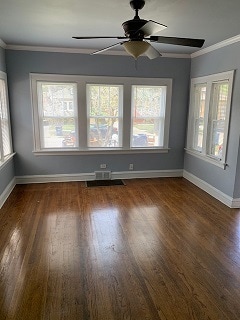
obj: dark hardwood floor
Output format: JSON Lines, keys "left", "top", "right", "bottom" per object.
{"left": 0, "top": 178, "right": 240, "bottom": 320}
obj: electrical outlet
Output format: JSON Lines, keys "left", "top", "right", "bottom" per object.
{"left": 129, "top": 163, "right": 134, "bottom": 170}
{"left": 100, "top": 164, "right": 107, "bottom": 169}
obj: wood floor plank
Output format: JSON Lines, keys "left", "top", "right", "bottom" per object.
{"left": 0, "top": 178, "right": 240, "bottom": 319}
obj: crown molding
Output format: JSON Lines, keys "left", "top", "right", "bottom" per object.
{"left": 6, "top": 44, "right": 190, "bottom": 58}
{"left": 5, "top": 33, "right": 240, "bottom": 59}
{"left": 0, "top": 38, "right": 7, "bottom": 49}
{"left": 191, "top": 34, "right": 240, "bottom": 58}
{"left": 161, "top": 52, "right": 190, "bottom": 58}
{"left": 6, "top": 45, "right": 101, "bottom": 54}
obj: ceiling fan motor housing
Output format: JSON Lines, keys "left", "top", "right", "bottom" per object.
{"left": 123, "top": 1, "right": 147, "bottom": 40}
{"left": 122, "top": 19, "right": 148, "bottom": 39}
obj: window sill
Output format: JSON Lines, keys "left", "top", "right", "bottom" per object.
{"left": 185, "top": 148, "right": 226, "bottom": 169}
{"left": 0, "top": 153, "right": 16, "bottom": 171}
{"left": 33, "top": 148, "right": 170, "bottom": 156}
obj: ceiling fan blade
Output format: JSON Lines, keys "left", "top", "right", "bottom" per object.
{"left": 138, "top": 20, "right": 167, "bottom": 37}
{"left": 145, "top": 44, "right": 162, "bottom": 59}
{"left": 73, "top": 36, "right": 127, "bottom": 40}
{"left": 149, "top": 36, "right": 205, "bottom": 47}
{"left": 91, "top": 42, "right": 125, "bottom": 55}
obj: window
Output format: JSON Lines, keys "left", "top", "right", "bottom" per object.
{"left": 87, "top": 84, "right": 123, "bottom": 148}
{"left": 186, "top": 71, "right": 234, "bottom": 168}
{"left": 192, "top": 84, "right": 206, "bottom": 152}
{"left": 31, "top": 74, "right": 172, "bottom": 154}
{"left": 36, "top": 81, "right": 78, "bottom": 149}
{"left": 131, "top": 85, "right": 167, "bottom": 148}
{"left": 0, "top": 71, "right": 13, "bottom": 165}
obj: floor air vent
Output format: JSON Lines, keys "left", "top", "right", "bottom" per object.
{"left": 94, "top": 171, "right": 112, "bottom": 180}
{"left": 86, "top": 179, "right": 125, "bottom": 187}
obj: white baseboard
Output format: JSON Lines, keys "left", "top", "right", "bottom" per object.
{"left": 0, "top": 178, "right": 16, "bottom": 209}
{"left": 231, "top": 198, "right": 240, "bottom": 208}
{"left": 15, "top": 172, "right": 95, "bottom": 184}
{"left": 15, "top": 169, "right": 183, "bottom": 184}
{"left": 113, "top": 169, "right": 183, "bottom": 180}
{"left": 183, "top": 170, "right": 239, "bottom": 208}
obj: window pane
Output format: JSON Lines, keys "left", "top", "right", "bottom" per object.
{"left": 89, "top": 85, "right": 119, "bottom": 117}
{"left": 193, "top": 84, "right": 206, "bottom": 151}
{"left": 87, "top": 85, "right": 122, "bottom": 148}
{"left": 37, "top": 82, "right": 77, "bottom": 149}
{"left": 89, "top": 117, "right": 119, "bottom": 147}
{"left": 0, "top": 78, "right": 12, "bottom": 157}
{"left": 208, "top": 82, "right": 229, "bottom": 159}
{"left": 131, "top": 86, "right": 166, "bottom": 148}
{"left": 42, "top": 117, "right": 76, "bottom": 148}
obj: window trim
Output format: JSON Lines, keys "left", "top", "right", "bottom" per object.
{"left": 186, "top": 70, "right": 234, "bottom": 169}
{"left": 0, "top": 71, "right": 13, "bottom": 168}
{"left": 30, "top": 73, "right": 172, "bottom": 154}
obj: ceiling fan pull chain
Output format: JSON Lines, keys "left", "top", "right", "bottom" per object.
{"left": 135, "top": 58, "right": 138, "bottom": 70}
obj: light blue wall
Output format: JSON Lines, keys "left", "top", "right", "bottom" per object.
{"left": 184, "top": 42, "right": 240, "bottom": 198}
{"left": 0, "top": 46, "right": 15, "bottom": 197}
{"left": 6, "top": 50, "right": 191, "bottom": 176}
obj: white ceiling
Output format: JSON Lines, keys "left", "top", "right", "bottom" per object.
{"left": 1, "top": 0, "right": 240, "bottom": 55}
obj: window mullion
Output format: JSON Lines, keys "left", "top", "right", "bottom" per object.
{"left": 78, "top": 81, "right": 87, "bottom": 149}
{"left": 186, "top": 81, "right": 196, "bottom": 149}
{"left": 121, "top": 84, "right": 130, "bottom": 149}
{"left": 202, "top": 81, "right": 212, "bottom": 155}
{"left": 37, "top": 83, "right": 45, "bottom": 150}
{"left": 163, "top": 83, "right": 171, "bottom": 148}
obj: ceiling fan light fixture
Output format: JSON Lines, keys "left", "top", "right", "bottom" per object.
{"left": 122, "top": 41, "right": 150, "bottom": 59}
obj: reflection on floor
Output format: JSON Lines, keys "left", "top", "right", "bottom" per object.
{"left": 0, "top": 178, "right": 240, "bottom": 320}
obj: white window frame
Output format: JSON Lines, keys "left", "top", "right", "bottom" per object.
{"left": 30, "top": 74, "right": 172, "bottom": 155}
{"left": 0, "top": 71, "right": 13, "bottom": 168}
{"left": 186, "top": 70, "right": 234, "bottom": 169}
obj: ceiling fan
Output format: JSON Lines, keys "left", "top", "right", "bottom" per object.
{"left": 73, "top": 0, "right": 205, "bottom": 59}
